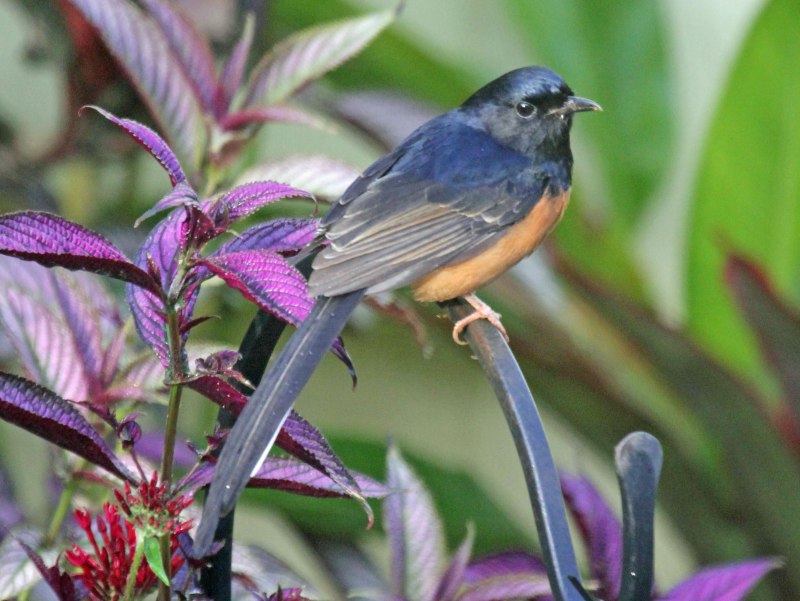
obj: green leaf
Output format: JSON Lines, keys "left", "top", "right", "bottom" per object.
{"left": 245, "top": 7, "right": 397, "bottom": 108}
{"left": 687, "top": 0, "right": 800, "bottom": 386}
{"left": 503, "top": 0, "right": 672, "bottom": 227}
{"left": 143, "top": 535, "right": 169, "bottom": 586}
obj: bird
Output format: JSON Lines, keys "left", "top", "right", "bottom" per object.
{"left": 194, "top": 66, "right": 600, "bottom": 555}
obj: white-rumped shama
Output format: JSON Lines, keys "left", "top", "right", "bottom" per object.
{"left": 195, "top": 66, "right": 600, "bottom": 555}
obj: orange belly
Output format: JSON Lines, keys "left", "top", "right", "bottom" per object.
{"left": 411, "top": 189, "right": 570, "bottom": 302}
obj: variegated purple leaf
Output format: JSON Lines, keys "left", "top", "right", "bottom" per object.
{"left": 127, "top": 209, "right": 185, "bottom": 365}
{"left": 658, "top": 558, "right": 780, "bottom": 601}
{"left": 0, "top": 529, "right": 42, "bottom": 599}
{"left": 140, "top": 0, "right": 217, "bottom": 113}
{"left": 66, "top": 0, "right": 207, "bottom": 166}
{"left": 455, "top": 572, "right": 551, "bottom": 601}
{"left": 105, "top": 352, "right": 165, "bottom": 403}
{"left": 385, "top": 445, "right": 446, "bottom": 601}
{"left": 462, "top": 552, "right": 547, "bottom": 585}
{"left": 181, "top": 457, "right": 387, "bottom": 501}
{"left": 211, "top": 181, "right": 312, "bottom": 225}
{"left": 0, "top": 212, "right": 159, "bottom": 294}
{"left": 0, "top": 288, "right": 90, "bottom": 401}
{"left": 87, "top": 106, "right": 186, "bottom": 185}
{"left": 561, "top": 473, "right": 623, "bottom": 600}
{"left": 199, "top": 250, "right": 311, "bottom": 325}
{"left": 51, "top": 275, "right": 104, "bottom": 392}
{"left": 232, "top": 544, "right": 315, "bottom": 600}
{"left": 134, "top": 182, "right": 198, "bottom": 228}
{"left": 277, "top": 411, "right": 369, "bottom": 519}
{"left": 0, "top": 372, "right": 135, "bottom": 482}
{"left": 244, "top": 8, "right": 396, "bottom": 107}
{"left": 215, "top": 218, "right": 318, "bottom": 256}
{"left": 434, "top": 526, "right": 475, "bottom": 601}
{"left": 314, "top": 541, "right": 392, "bottom": 601}
{"left": 238, "top": 156, "right": 361, "bottom": 202}
{"left": 220, "top": 105, "right": 333, "bottom": 132}
{"left": 217, "top": 13, "right": 254, "bottom": 115}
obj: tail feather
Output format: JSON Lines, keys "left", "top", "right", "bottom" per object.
{"left": 194, "top": 290, "right": 365, "bottom": 556}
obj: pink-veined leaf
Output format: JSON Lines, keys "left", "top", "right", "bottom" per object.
{"left": 220, "top": 105, "right": 334, "bottom": 132}
{"left": 658, "top": 558, "right": 781, "bottom": 601}
{"left": 66, "top": 0, "right": 207, "bottom": 166}
{"left": 199, "top": 249, "right": 311, "bottom": 325}
{"left": 86, "top": 106, "right": 186, "bottom": 186}
{"left": 561, "top": 473, "right": 623, "bottom": 600}
{"left": 134, "top": 182, "right": 198, "bottom": 228}
{"left": 237, "top": 156, "right": 361, "bottom": 202}
{"left": 211, "top": 181, "right": 313, "bottom": 225}
{"left": 139, "top": 0, "right": 218, "bottom": 113}
{"left": 0, "top": 288, "right": 90, "bottom": 401}
{"left": 180, "top": 456, "right": 387, "bottom": 501}
{"left": 244, "top": 7, "right": 396, "bottom": 107}
{"left": 385, "top": 445, "right": 446, "bottom": 601}
{"left": 215, "top": 218, "right": 318, "bottom": 256}
{"left": 0, "top": 212, "right": 159, "bottom": 294}
{"left": 217, "top": 13, "right": 255, "bottom": 116}
{"left": 434, "top": 526, "right": 475, "bottom": 601}
{"left": 0, "top": 372, "right": 136, "bottom": 482}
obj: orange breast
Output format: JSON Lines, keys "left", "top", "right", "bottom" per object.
{"left": 411, "top": 189, "right": 570, "bottom": 302}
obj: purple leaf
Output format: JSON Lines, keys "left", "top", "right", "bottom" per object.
{"left": 0, "top": 372, "right": 135, "bottom": 482}
{"left": 126, "top": 209, "right": 185, "bottom": 365}
{"left": 106, "top": 353, "right": 165, "bottom": 403}
{"left": 185, "top": 375, "right": 247, "bottom": 416}
{"left": 215, "top": 218, "right": 319, "bottom": 256}
{"left": 211, "top": 181, "right": 313, "bottom": 225}
{"left": 200, "top": 250, "right": 311, "bottom": 325}
{"left": 139, "top": 0, "right": 218, "bottom": 113}
{"left": 265, "top": 587, "right": 314, "bottom": 601}
{"left": 658, "top": 558, "right": 781, "bottom": 601}
{"left": 18, "top": 541, "right": 77, "bottom": 601}
{"left": 86, "top": 106, "right": 186, "bottom": 185}
{"left": 561, "top": 473, "right": 623, "bottom": 600}
{"left": 0, "top": 212, "right": 159, "bottom": 294}
{"left": 385, "top": 445, "right": 446, "bottom": 601}
{"left": 244, "top": 8, "right": 396, "bottom": 107}
{"left": 0, "top": 529, "right": 43, "bottom": 599}
{"left": 220, "top": 105, "right": 333, "bottom": 132}
{"left": 0, "top": 287, "right": 90, "bottom": 401}
{"left": 181, "top": 457, "right": 386, "bottom": 501}
{"left": 134, "top": 181, "right": 198, "bottom": 228}
{"left": 434, "top": 526, "right": 474, "bottom": 601}
{"left": 237, "top": 156, "right": 361, "bottom": 202}
{"left": 135, "top": 431, "right": 196, "bottom": 470}
{"left": 462, "top": 552, "right": 547, "bottom": 584}
{"left": 217, "top": 13, "right": 254, "bottom": 115}
{"left": 66, "top": 0, "right": 207, "bottom": 166}
{"left": 456, "top": 573, "right": 551, "bottom": 601}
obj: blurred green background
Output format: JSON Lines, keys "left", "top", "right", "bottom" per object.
{"left": 2, "top": 0, "right": 799, "bottom": 599}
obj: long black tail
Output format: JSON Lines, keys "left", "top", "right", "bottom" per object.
{"left": 194, "top": 290, "right": 366, "bottom": 556}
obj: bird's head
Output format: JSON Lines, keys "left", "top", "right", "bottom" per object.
{"left": 461, "top": 66, "right": 601, "bottom": 157}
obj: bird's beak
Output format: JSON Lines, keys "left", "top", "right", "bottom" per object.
{"left": 550, "top": 96, "right": 603, "bottom": 117}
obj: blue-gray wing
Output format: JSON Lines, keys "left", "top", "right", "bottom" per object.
{"left": 308, "top": 115, "right": 549, "bottom": 297}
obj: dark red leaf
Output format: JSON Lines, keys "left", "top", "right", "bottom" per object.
{"left": 18, "top": 541, "right": 78, "bottom": 601}
{"left": 0, "top": 372, "right": 136, "bottom": 482}
{"left": 185, "top": 375, "right": 247, "bottom": 416}
{"left": 0, "top": 212, "right": 158, "bottom": 294}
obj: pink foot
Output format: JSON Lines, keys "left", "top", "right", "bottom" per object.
{"left": 452, "top": 294, "right": 508, "bottom": 345}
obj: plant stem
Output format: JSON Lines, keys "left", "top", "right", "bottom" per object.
{"left": 44, "top": 474, "right": 80, "bottom": 546}
{"left": 123, "top": 535, "right": 146, "bottom": 601}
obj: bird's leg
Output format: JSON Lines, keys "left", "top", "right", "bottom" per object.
{"left": 452, "top": 293, "right": 508, "bottom": 345}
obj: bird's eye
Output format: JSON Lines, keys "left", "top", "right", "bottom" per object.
{"left": 515, "top": 101, "right": 536, "bottom": 118}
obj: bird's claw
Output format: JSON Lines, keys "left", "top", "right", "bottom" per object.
{"left": 451, "top": 295, "right": 509, "bottom": 345}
